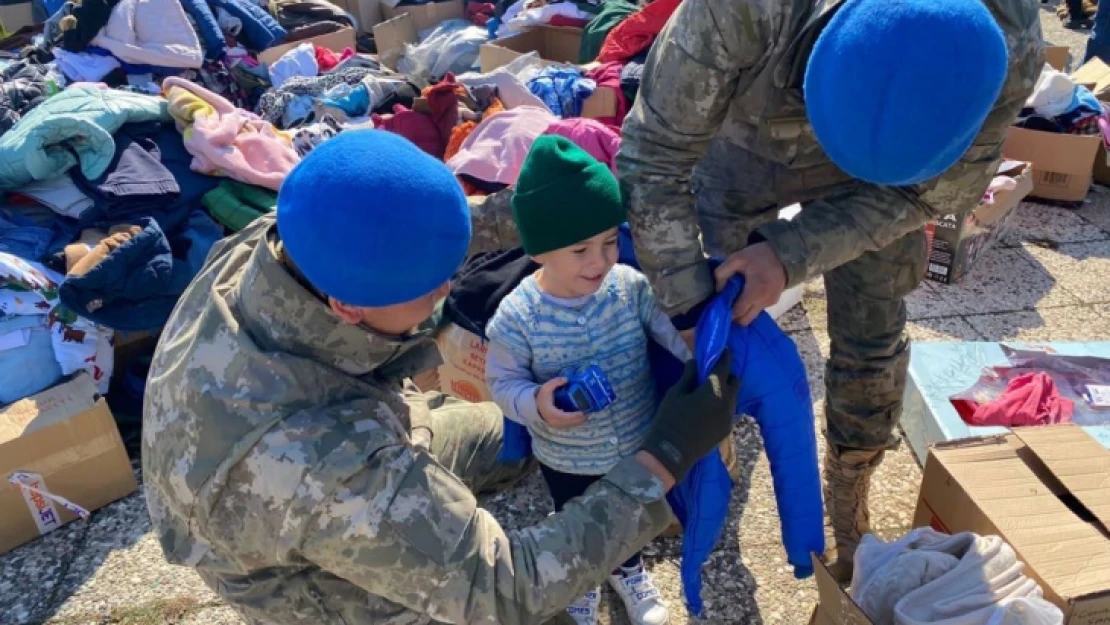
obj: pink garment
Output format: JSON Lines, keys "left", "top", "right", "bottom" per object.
{"left": 543, "top": 118, "right": 621, "bottom": 174}
{"left": 162, "top": 76, "right": 299, "bottom": 191}
{"left": 968, "top": 372, "right": 1075, "bottom": 427}
{"left": 445, "top": 106, "right": 557, "bottom": 185}
{"left": 583, "top": 61, "right": 629, "bottom": 127}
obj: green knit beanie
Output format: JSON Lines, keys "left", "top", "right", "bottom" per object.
{"left": 511, "top": 135, "right": 626, "bottom": 256}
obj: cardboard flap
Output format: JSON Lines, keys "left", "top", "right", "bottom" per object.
{"left": 0, "top": 373, "right": 99, "bottom": 444}
{"left": 1045, "top": 46, "right": 1071, "bottom": 72}
{"left": 373, "top": 13, "right": 417, "bottom": 69}
{"left": 1012, "top": 426, "right": 1110, "bottom": 534}
{"left": 1073, "top": 58, "right": 1110, "bottom": 99}
{"left": 810, "top": 554, "right": 873, "bottom": 625}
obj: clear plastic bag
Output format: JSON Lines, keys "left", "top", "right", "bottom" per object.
{"left": 396, "top": 19, "right": 488, "bottom": 86}
{"left": 950, "top": 346, "right": 1110, "bottom": 426}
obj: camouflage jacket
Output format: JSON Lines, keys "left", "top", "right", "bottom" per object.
{"left": 141, "top": 215, "right": 671, "bottom": 625}
{"left": 616, "top": 0, "right": 1044, "bottom": 315}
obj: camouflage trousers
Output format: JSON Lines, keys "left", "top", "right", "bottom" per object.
{"left": 693, "top": 150, "right": 926, "bottom": 455}
{"left": 425, "top": 393, "right": 537, "bottom": 495}
{"left": 426, "top": 396, "right": 581, "bottom": 625}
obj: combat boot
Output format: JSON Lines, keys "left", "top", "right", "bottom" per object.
{"left": 822, "top": 447, "right": 884, "bottom": 584}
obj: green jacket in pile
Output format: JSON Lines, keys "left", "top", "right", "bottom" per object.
{"left": 141, "top": 214, "right": 671, "bottom": 625}
{"left": 616, "top": 0, "right": 1045, "bottom": 315}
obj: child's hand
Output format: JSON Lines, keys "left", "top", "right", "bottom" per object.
{"left": 536, "top": 377, "right": 587, "bottom": 429}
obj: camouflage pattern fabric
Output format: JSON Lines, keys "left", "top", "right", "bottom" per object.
{"left": 615, "top": 0, "right": 1044, "bottom": 453}
{"left": 142, "top": 214, "right": 672, "bottom": 625}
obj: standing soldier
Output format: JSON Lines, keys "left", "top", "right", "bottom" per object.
{"left": 617, "top": 0, "right": 1043, "bottom": 579}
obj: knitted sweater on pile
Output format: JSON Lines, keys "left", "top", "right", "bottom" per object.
{"left": 486, "top": 264, "right": 686, "bottom": 475}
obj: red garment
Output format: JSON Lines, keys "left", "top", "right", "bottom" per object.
{"left": 968, "top": 372, "right": 1075, "bottom": 427}
{"left": 372, "top": 104, "right": 443, "bottom": 157}
{"left": 583, "top": 61, "right": 629, "bottom": 126}
{"left": 597, "top": 0, "right": 681, "bottom": 63}
{"left": 422, "top": 73, "right": 462, "bottom": 157}
{"left": 548, "top": 15, "right": 589, "bottom": 27}
{"left": 465, "top": 0, "right": 495, "bottom": 25}
{"left": 314, "top": 45, "right": 355, "bottom": 72}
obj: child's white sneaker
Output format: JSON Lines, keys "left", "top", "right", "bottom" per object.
{"left": 565, "top": 586, "right": 601, "bottom": 625}
{"left": 609, "top": 564, "right": 669, "bottom": 625}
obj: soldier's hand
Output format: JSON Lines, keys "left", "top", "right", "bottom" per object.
{"left": 714, "top": 242, "right": 788, "bottom": 326}
{"left": 536, "top": 378, "right": 587, "bottom": 429}
{"left": 639, "top": 351, "right": 740, "bottom": 485}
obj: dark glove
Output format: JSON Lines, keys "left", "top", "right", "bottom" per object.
{"left": 639, "top": 350, "right": 740, "bottom": 483}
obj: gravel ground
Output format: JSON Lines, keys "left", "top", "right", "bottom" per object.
{"left": 3, "top": 10, "right": 1110, "bottom": 625}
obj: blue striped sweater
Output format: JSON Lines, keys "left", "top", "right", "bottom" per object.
{"left": 485, "top": 264, "right": 690, "bottom": 474}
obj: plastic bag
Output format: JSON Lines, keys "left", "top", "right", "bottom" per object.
{"left": 951, "top": 346, "right": 1110, "bottom": 426}
{"left": 397, "top": 19, "right": 488, "bottom": 86}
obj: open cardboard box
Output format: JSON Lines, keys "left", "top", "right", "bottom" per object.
{"left": 924, "top": 160, "right": 1032, "bottom": 284}
{"left": 1045, "top": 45, "right": 1071, "bottom": 73}
{"left": 0, "top": 0, "right": 32, "bottom": 35}
{"left": 479, "top": 26, "right": 618, "bottom": 120}
{"left": 0, "top": 373, "right": 137, "bottom": 554}
{"left": 1003, "top": 127, "right": 1100, "bottom": 203}
{"left": 380, "top": 0, "right": 463, "bottom": 33}
{"left": 258, "top": 27, "right": 358, "bottom": 66}
{"left": 813, "top": 425, "right": 1110, "bottom": 624}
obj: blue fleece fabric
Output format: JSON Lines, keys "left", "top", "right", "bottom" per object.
{"left": 176, "top": 0, "right": 228, "bottom": 60}
{"left": 496, "top": 224, "right": 824, "bottom": 616}
{"left": 804, "top": 0, "right": 1008, "bottom": 186}
{"left": 0, "top": 209, "right": 55, "bottom": 261}
{"left": 207, "top": 0, "right": 287, "bottom": 51}
{"left": 58, "top": 212, "right": 222, "bottom": 332}
{"left": 527, "top": 66, "right": 596, "bottom": 118}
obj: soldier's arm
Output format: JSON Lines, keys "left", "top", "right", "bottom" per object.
{"left": 617, "top": 0, "right": 769, "bottom": 317}
{"left": 751, "top": 23, "right": 1044, "bottom": 288}
{"left": 467, "top": 188, "right": 521, "bottom": 255}
{"left": 301, "top": 446, "right": 671, "bottom": 625}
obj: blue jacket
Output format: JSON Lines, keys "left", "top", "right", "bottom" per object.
{"left": 176, "top": 0, "right": 228, "bottom": 60}
{"left": 58, "top": 212, "right": 222, "bottom": 332}
{"left": 498, "top": 224, "right": 824, "bottom": 615}
{"left": 207, "top": 0, "right": 288, "bottom": 51}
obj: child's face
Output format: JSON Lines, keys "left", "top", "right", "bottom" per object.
{"left": 534, "top": 228, "right": 620, "bottom": 298}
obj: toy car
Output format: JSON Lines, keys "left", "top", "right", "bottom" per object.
{"left": 553, "top": 364, "right": 617, "bottom": 413}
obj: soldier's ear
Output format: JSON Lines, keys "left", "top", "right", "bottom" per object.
{"left": 327, "top": 297, "right": 363, "bottom": 325}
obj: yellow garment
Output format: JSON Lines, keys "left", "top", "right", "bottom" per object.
{"left": 164, "top": 85, "right": 214, "bottom": 130}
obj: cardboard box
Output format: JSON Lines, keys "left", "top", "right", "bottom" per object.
{"left": 1003, "top": 127, "right": 1101, "bottom": 202}
{"left": 380, "top": 0, "right": 463, "bottom": 33}
{"left": 924, "top": 160, "right": 1032, "bottom": 284}
{"left": 0, "top": 0, "right": 32, "bottom": 34}
{"left": 1045, "top": 45, "right": 1071, "bottom": 73}
{"left": 1095, "top": 144, "right": 1110, "bottom": 187}
{"left": 435, "top": 323, "right": 492, "bottom": 403}
{"left": 479, "top": 27, "right": 618, "bottom": 119}
{"left": 913, "top": 426, "right": 1110, "bottom": 623}
{"left": 811, "top": 426, "right": 1110, "bottom": 625}
{"left": 258, "top": 27, "right": 357, "bottom": 66}
{"left": 329, "top": 0, "right": 380, "bottom": 31}
{"left": 0, "top": 374, "right": 137, "bottom": 554}
{"left": 479, "top": 26, "right": 583, "bottom": 73}
{"left": 1073, "top": 57, "right": 1110, "bottom": 99}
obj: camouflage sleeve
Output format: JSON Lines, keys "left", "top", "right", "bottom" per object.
{"left": 301, "top": 449, "right": 671, "bottom": 624}
{"left": 468, "top": 188, "right": 522, "bottom": 256}
{"left": 752, "top": 16, "right": 1044, "bottom": 288}
{"left": 616, "top": 0, "right": 771, "bottom": 315}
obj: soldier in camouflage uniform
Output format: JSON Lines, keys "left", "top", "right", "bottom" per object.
{"left": 142, "top": 130, "right": 740, "bottom": 625}
{"left": 615, "top": 0, "right": 1044, "bottom": 579}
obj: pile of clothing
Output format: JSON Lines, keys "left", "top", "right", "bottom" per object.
{"left": 0, "top": 0, "right": 677, "bottom": 463}
{"left": 1016, "top": 63, "right": 1108, "bottom": 136}
{"left": 850, "top": 528, "right": 1064, "bottom": 625}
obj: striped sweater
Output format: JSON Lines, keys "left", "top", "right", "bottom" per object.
{"left": 485, "top": 264, "right": 690, "bottom": 475}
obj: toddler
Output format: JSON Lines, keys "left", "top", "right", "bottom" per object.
{"left": 485, "top": 136, "right": 690, "bottom": 625}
